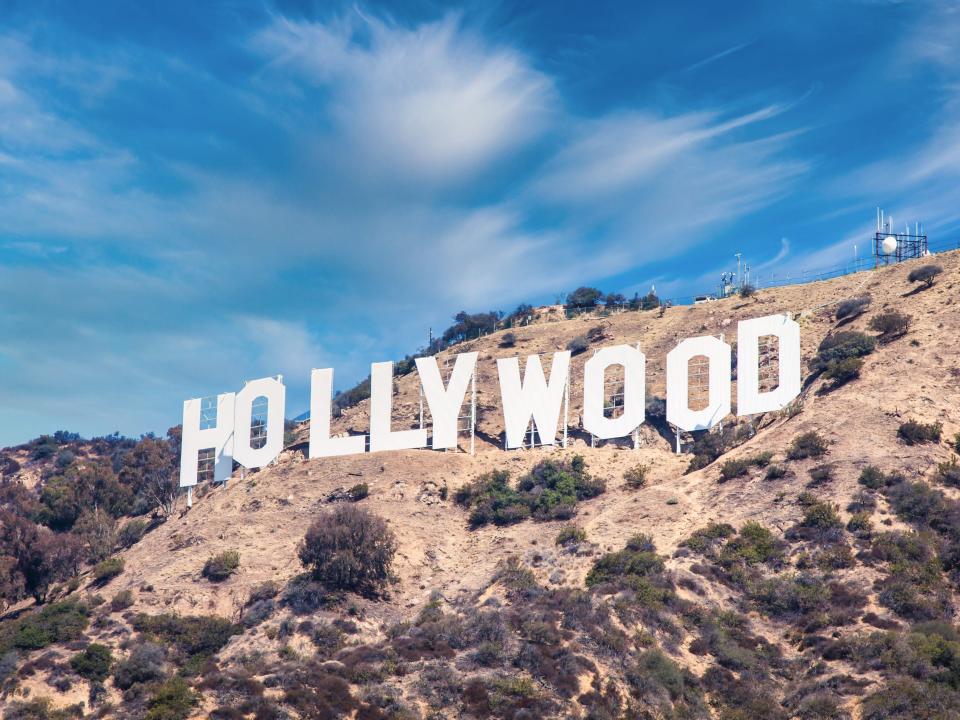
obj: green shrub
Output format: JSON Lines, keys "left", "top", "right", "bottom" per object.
{"left": 859, "top": 465, "right": 887, "bottom": 489}
{"left": 623, "top": 464, "right": 648, "bottom": 489}
{"left": 131, "top": 613, "right": 240, "bottom": 675}
{"left": 807, "top": 465, "right": 834, "bottom": 487}
{"left": 145, "top": 677, "right": 198, "bottom": 720}
{"left": 719, "top": 458, "right": 750, "bottom": 481}
{"left": 750, "top": 573, "right": 831, "bottom": 620}
{"left": 586, "top": 534, "right": 665, "bottom": 588}
{"left": 298, "top": 505, "right": 396, "bottom": 595}
{"left": 822, "top": 356, "right": 864, "bottom": 386}
{"left": 92, "top": 557, "right": 124, "bottom": 585}
{"left": 69, "top": 643, "right": 112, "bottom": 681}
{"left": 455, "top": 456, "right": 603, "bottom": 528}
{"left": 112, "top": 642, "right": 166, "bottom": 689}
{"left": 787, "top": 431, "right": 828, "bottom": 460}
{"left": 811, "top": 332, "right": 875, "bottom": 382}
{"left": 626, "top": 649, "right": 705, "bottom": 712}
{"left": 118, "top": 518, "right": 149, "bottom": 548}
{"left": 347, "top": 483, "right": 369, "bottom": 501}
{"left": 801, "top": 502, "right": 843, "bottom": 531}
{"left": 898, "top": 420, "right": 942, "bottom": 445}
{"left": 718, "top": 452, "right": 772, "bottom": 482}
{"left": 202, "top": 550, "right": 240, "bottom": 582}
{"left": 0, "top": 601, "right": 89, "bottom": 653}
{"left": 936, "top": 458, "right": 960, "bottom": 488}
{"left": 110, "top": 589, "right": 135, "bottom": 612}
{"left": 681, "top": 523, "right": 735, "bottom": 553}
{"left": 764, "top": 464, "right": 787, "bottom": 480}
{"left": 862, "top": 677, "right": 960, "bottom": 720}
{"left": 846, "top": 511, "right": 872, "bottom": 536}
{"left": 3, "top": 698, "right": 85, "bottom": 720}
{"left": 555, "top": 524, "right": 587, "bottom": 546}
{"left": 721, "top": 522, "right": 784, "bottom": 566}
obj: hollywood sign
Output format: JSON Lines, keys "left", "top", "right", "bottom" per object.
{"left": 179, "top": 313, "right": 800, "bottom": 488}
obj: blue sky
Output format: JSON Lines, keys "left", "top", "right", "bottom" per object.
{"left": 1, "top": 0, "right": 959, "bottom": 445}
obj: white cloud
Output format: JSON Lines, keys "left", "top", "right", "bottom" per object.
{"left": 252, "top": 12, "right": 555, "bottom": 185}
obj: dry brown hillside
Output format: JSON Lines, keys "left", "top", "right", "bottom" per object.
{"left": 5, "top": 251, "right": 960, "bottom": 719}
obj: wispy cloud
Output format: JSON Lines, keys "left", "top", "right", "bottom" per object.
{"left": 682, "top": 41, "right": 753, "bottom": 73}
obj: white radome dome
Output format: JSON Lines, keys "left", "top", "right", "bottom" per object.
{"left": 881, "top": 235, "right": 898, "bottom": 255}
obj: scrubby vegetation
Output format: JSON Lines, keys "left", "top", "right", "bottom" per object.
{"left": 298, "top": 505, "right": 396, "bottom": 596}
{"left": 555, "top": 523, "right": 587, "bottom": 546}
{"left": 131, "top": 613, "right": 240, "bottom": 676}
{"left": 623, "top": 463, "right": 648, "bottom": 489}
{"left": 0, "top": 600, "right": 89, "bottom": 654}
{"left": 566, "top": 335, "right": 589, "bottom": 355}
{"left": 202, "top": 550, "right": 240, "bottom": 582}
{"left": 897, "top": 419, "right": 942, "bottom": 445}
{"left": 454, "top": 456, "right": 604, "bottom": 527}
{"left": 835, "top": 295, "right": 871, "bottom": 321}
{"left": 91, "top": 557, "right": 124, "bottom": 585}
{"left": 787, "top": 431, "right": 829, "bottom": 460}
{"left": 69, "top": 643, "right": 112, "bottom": 681}
{"left": 868, "top": 310, "right": 911, "bottom": 341}
{"left": 908, "top": 263, "right": 943, "bottom": 288}
{"left": 810, "top": 331, "right": 875, "bottom": 390}
{"left": 0, "top": 430, "right": 175, "bottom": 607}
{"left": 718, "top": 451, "right": 772, "bottom": 481}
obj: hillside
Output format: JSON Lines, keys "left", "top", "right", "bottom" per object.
{"left": 3, "top": 252, "right": 960, "bottom": 719}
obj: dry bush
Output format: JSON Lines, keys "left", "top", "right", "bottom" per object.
{"left": 298, "top": 505, "right": 396, "bottom": 596}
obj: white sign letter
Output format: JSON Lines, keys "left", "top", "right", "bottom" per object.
{"left": 179, "top": 392, "right": 235, "bottom": 487}
{"left": 369, "top": 361, "right": 428, "bottom": 452}
{"left": 416, "top": 352, "right": 478, "bottom": 450}
{"left": 309, "top": 369, "right": 366, "bottom": 458}
{"left": 666, "top": 336, "right": 731, "bottom": 431}
{"left": 497, "top": 351, "right": 570, "bottom": 449}
{"left": 233, "top": 377, "right": 286, "bottom": 469}
{"left": 582, "top": 345, "right": 646, "bottom": 440}
{"left": 737, "top": 313, "right": 801, "bottom": 415}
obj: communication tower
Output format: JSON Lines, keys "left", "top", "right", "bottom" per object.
{"left": 874, "top": 207, "right": 927, "bottom": 266}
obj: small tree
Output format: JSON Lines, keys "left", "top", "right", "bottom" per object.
{"left": 118, "top": 433, "right": 179, "bottom": 516}
{"left": 70, "top": 643, "right": 113, "bottom": 682}
{"left": 868, "top": 310, "right": 911, "bottom": 342}
{"left": 907, "top": 264, "right": 943, "bottom": 289}
{"left": 202, "top": 550, "right": 240, "bottom": 582}
{"left": 566, "top": 287, "right": 603, "bottom": 309}
{"left": 298, "top": 506, "right": 396, "bottom": 596}
{"left": 835, "top": 296, "right": 871, "bottom": 321}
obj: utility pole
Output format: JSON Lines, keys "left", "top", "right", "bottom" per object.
{"left": 735, "top": 253, "right": 742, "bottom": 290}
